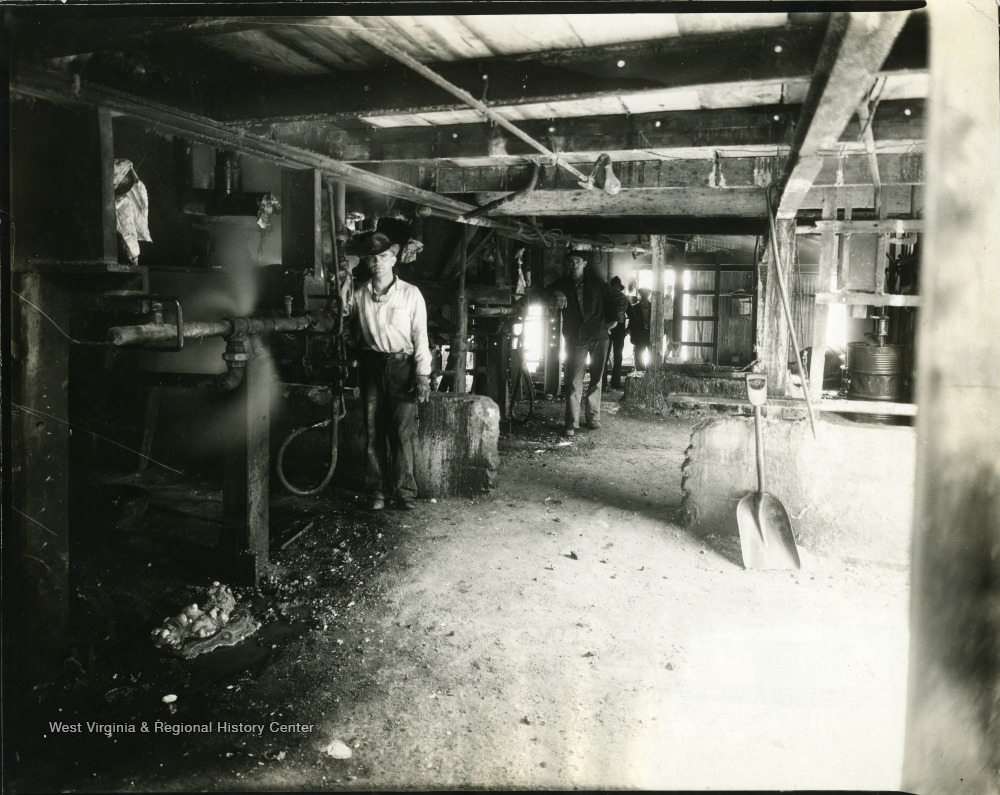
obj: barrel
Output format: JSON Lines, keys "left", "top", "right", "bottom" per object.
{"left": 846, "top": 342, "right": 905, "bottom": 401}
{"left": 846, "top": 342, "right": 906, "bottom": 424}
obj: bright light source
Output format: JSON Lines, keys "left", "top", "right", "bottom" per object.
{"left": 452, "top": 133, "right": 459, "bottom": 139}
{"left": 654, "top": 121, "right": 661, "bottom": 128}
{"left": 548, "top": 126, "right": 556, "bottom": 133}
{"left": 773, "top": 44, "right": 783, "bottom": 53}
{"left": 773, "top": 114, "right": 781, "bottom": 122}
{"left": 642, "top": 349, "right": 651, "bottom": 367}
{"left": 904, "top": 108, "right": 912, "bottom": 116}
{"left": 616, "top": 59, "right": 626, "bottom": 68}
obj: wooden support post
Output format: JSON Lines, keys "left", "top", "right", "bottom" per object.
{"left": 809, "top": 189, "right": 837, "bottom": 401}
{"left": 97, "top": 108, "right": 118, "bottom": 263}
{"left": 674, "top": 243, "right": 686, "bottom": 358}
{"left": 761, "top": 218, "right": 796, "bottom": 394}
{"left": 903, "top": 1, "right": 1000, "bottom": 792}
{"left": 649, "top": 235, "right": 667, "bottom": 371}
{"left": 543, "top": 307, "right": 562, "bottom": 397}
{"left": 221, "top": 338, "right": 272, "bottom": 586}
{"left": 281, "top": 168, "right": 323, "bottom": 300}
{"left": 12, "top": 274, "right": 71, "bottom": 669}
{"left": 450, "top": 225, "right": 470, "bottom": 394}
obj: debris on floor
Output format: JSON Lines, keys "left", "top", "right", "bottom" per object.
{"left": 151, "top": 582, "right": 260, "bottom": 659}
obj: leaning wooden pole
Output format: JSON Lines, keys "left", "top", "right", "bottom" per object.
{"left": 902, "top": 2, "right": 1000, "bottom": 793}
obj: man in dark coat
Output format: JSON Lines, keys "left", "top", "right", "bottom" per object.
{"left": 548, "top": 250, "right": 619, "bottom": 437}
{"left": 627, "top": 288, "right": 653, "bottom": 370}
{"left": 605, "top": 276, "right": 630, "bottom": 389}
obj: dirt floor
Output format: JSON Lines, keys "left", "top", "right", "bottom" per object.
{"left": 8, "top": 391, "right": 911, "bottom": 792}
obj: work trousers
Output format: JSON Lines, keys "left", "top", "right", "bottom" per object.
{"left": 359, "top": 352, "right": 418, "bottom": 500}
{"left": 563, "top": 337, "right": 610, "bottom": 430}
{"left": 606, "top": 332, "right": 626, "bottom": 388}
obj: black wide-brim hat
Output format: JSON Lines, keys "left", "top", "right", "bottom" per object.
{"left": 350, "top": 231, "right": 395, "bottom": 258}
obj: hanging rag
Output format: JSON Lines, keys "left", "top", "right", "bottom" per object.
{"left": 114, "top": 158, "right": 151, "bottom": 265}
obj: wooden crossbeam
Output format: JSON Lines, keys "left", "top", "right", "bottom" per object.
{"left": 7, "top": 67, "right": 589, "bottom": 251}
{"left": 259, "top": 99, "right": 924, "bottom": 168}
{"left": 207, "top": 15, "right": 926, "bottom": 122}
{"left": 778, "top": 11, "right": 913, "bottom": 219}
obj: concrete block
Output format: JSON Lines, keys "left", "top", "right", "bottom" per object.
{"left": 680, "top": 413, "right": 915, "bottom": 566}
{"left": 273, "top": 387, "right": 499, "bottom": 498}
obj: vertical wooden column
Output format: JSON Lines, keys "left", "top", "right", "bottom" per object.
{"left": 649, "top": 235, "right": 667, "bottom": 371}
{"left": 13, "top": 274, "right": 71, "bottom": 667}
{"left": 761, "top": 218, "right": 796, "bottom": 394}
{"left": 903, "top": 2, "right": 1000, "bottom": 792}
{"left": 450, "top": 225, "right": 470, "bottom": 394}
{"left": 281, "top": 168, "right": 322, "bottom": 303}
{"left": 809, "top": 189, "right": 837, "bottom": 401}
{"left": 674, "top": 243, "right": 686, "bottom": 358}
{"left": 221, "top": 337, "right": 272, "bottom": 586}
{"left": 97, "top": 108, "right": 118, "bottom": 263}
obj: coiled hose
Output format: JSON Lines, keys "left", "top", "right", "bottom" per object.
{"left": 276, "top": 394, "right": 346, "bottom": 496}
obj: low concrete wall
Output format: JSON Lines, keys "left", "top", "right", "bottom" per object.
{"left": 273, "top": 386, "right": 499, "bottom": 498}
{"left": 679, "top": 412, "right": 915, "bottom": 566}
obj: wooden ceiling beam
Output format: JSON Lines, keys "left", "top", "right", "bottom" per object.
{"left": 777, "top": 11, "right": 912, "bottom": 218}
{"left": 7, "top": 14, "right": 318, "bottom": 60}
{"left": 470, "top": 183, "right": 917, "bottom": 218}
{"left": 211, "top": 16, "right": 926, "bottom": 122}
{"left": 7, "top": 67, "right": 532, "bottom": 241}
{"left": 258, "top": 100, "right": 924, "bottom": 165}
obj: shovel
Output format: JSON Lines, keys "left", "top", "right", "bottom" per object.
{"left": 737, "top": 374, "right": 801, "bottom": 570}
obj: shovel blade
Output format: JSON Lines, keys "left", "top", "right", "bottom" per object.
{"left": 737, "top": 492, "right": 801, "bottom": 570}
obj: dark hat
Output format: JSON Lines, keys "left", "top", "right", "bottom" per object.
{"left": 566, "top": 249, "right": 590, "bottom": 263}
{"left": 610, "top": 275, "right": 623, "bottom": 288}
{"left": 357, "top": 231, "right": 395, "bottom": 258}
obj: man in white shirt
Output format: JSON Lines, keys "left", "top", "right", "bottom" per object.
{"left": 350, "top": 232, "right": 431, "bottom": 510}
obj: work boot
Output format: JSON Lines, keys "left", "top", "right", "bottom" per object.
{"left": 367, "top": 493, "right": 385, "bottom": 511}
{"left": 586, "top": 420, "right": 602, "bottom": 430}
{"left": 393, "top": 493, "right": 417, "bottom": 511}
{"left": 562, "top": 427, "right": 576, "bottom": 438}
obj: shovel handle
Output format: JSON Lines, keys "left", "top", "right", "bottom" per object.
{"left": 754, "top": 405, "right": 766, "bottom": 495}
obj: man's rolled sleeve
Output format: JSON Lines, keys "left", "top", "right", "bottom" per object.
{"left": 410, "top": 288, "right": 432, "bottom": 377}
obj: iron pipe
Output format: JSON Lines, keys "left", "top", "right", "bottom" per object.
{"left": 107, "top": 314, "right": 324, "bottom": 347}
{"left": 131, "top": 365, "right": 246, "bottom": 392}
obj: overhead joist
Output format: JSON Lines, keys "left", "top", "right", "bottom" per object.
{"left": 8, "top": 67, "right": 551, "bottom": 246}
{"left": 7, "top": 15, "right": 310, "bottom": 60}
{"left": 346, "top": 25, "right": 591, "bottom": 185}
{"left": 257, "top": 99, "right": 924, "bottom": 171}
{"left": 418, "top": 152, "right": 923, "bottom": 194}
{"left": 472, "top": 183, "right": 918, "bottom": 218}
{"left": 211, "top": 15, "right": 927, "bottom": 123}
{"left": 777, "top": 11, "right": 913, "bottom": 218}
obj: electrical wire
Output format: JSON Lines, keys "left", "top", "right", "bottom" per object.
{"left": 10, "top": 401, "right": 185, "bottom": 475}
{"left": 13, "top": 291, "right": 110, "bottom": 346}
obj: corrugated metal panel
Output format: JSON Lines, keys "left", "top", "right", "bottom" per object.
{"left": 791, "top": 272, "right": 819, "bottom": 358}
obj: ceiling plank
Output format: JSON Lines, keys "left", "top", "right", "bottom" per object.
{"left": 210, "top": 14, "right": 925, "bottom": 122}
{"left": 778, "top": 11, "right": 912, "bottom": 218}
{"left": 214, "top": 22, "right": 830, "bottom": 121}
{"left": 8, "top": 15, "right": 318, "bottom": 60}
{"left": 259, "top": 100, "right": 923, "bottom": 165}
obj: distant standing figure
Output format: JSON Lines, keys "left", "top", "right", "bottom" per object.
{"left": 547, "top": 250, "right": 619, "bottom": 437}
{"left": 349, "top": 232, "right": 432, "bottom": 511}
{"left": 627, "top": 288, "right": 653, "bottom": 370}
{"left": 605, "top": 276, "right": 630, "bottom": 389}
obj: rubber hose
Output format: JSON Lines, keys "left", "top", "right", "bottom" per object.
{"left": 276, "top": 405, "right": 339, "bottom": 497}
